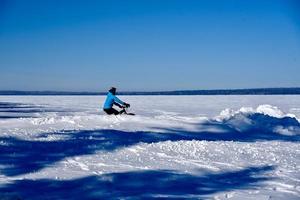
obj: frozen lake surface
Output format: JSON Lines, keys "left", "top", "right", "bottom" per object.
{"left": 0, "top": 95, "right": 299, "bottom": 199}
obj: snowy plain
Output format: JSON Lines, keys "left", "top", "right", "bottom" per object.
{"left": 0, "top": 95, "right": 299, "bottom": 200}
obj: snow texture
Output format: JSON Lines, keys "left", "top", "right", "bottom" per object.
{"left": 0, "top": 95, "right": 299, "bottom": 199}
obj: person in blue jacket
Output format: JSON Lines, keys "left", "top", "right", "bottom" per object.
{"left": 103, "top": 87, "right": 130, "bottom": 115}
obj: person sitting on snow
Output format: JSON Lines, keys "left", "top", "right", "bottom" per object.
{"left": 103, "top": 87, "right": 130, "bottom": 115}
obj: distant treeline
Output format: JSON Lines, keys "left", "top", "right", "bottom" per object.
{"left": 1, "top": 88, "right": 300, "bottom": 95}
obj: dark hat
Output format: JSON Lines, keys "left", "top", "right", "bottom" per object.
{"left": 109, "top": 87, "right": 116, "bottom": 94}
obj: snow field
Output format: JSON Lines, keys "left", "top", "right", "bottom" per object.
{"left": 0, "top": 95, "right": 299, "bottom": 199}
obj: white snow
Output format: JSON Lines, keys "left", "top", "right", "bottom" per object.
{"left": 0, "top": 95, "right": 299, "bottom": 199}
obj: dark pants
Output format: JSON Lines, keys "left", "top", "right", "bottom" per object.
{"left": 103, "top": 108, "right": 125, "bottom": 115}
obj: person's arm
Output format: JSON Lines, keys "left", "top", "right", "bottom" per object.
{"left": 113, "top": 96, "right": 125, "bottom": 105}
{"left": 114, "top": 96, "right": 130, "bottom": 108}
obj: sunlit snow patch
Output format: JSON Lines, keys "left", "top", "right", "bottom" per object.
{"left": 215, "top": 104, "right": 300, "bottom": 135}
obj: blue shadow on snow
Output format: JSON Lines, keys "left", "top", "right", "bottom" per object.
{"left": 0, "top": 102, "right": 69, "bottom": 119}
{"left": 0, "top": 120, "right": 299, "bottom": 177}
{"left": 0, "top": 166, "right": 274, "bottom": 200}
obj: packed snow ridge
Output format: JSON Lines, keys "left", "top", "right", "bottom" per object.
{"left": 215, "top": 104, "right": 300, "bottom": 136}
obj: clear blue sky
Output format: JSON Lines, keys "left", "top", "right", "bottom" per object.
{"left": 0, "top": 0, "right": 299, "bottom": 92}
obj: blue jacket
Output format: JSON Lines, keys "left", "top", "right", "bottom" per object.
{"left": 103, "top": 92, "right": 125, "bottom": 109}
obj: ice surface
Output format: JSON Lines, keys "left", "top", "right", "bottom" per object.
{"left": 0, "top": 95, "right": 299, "bottom": 199}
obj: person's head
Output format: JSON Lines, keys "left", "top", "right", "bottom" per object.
{"left": 109, "top": 87, "right": 116, "bottom": 95}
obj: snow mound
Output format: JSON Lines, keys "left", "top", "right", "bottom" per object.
{"left": 215, "top": 105, "right": 300, "bottom": 135}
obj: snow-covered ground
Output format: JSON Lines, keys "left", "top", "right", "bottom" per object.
{"left": 0, "top": 95, "right": 299, "bottom": 199}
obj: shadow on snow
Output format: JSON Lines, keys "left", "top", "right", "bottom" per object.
{"left": 0, "top": 166, "right": 274, "bottom": 200}
{"left": 0, "top": 122, "right": 298, "bottom": 177}
{"left": 0, "top": 102, "right": 70, "bottom": 119}
{"left": 0, "top": 101, "right": 298, "bottom": 179}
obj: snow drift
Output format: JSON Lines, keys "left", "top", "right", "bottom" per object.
{"left": 215, "top": 104, "right": 300, "bottom": 136}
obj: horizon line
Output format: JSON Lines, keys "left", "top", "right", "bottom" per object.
{"left": 0, "top": 87, "right": 300, "bottom": 95}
